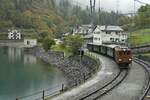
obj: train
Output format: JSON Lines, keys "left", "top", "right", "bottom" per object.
{"left": 87, "top": 43, "right": 132, "bottom": 68}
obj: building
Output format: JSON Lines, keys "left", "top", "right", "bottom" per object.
{"left": 24, "top": 39, "right": 37, "bottom": 47}
{"left": 8, "top": 29, "right": 21, "bottom": 40}
{"left": 93, "top": 25, "right": 127, "bottom": 45}
{"left": 73, "top": 25, "right": 94, "bottom": 36}
{"left": 54, "top": 39, "right": 63, "bottom": 45}
{"left": 73, "top": 25, "right": 94, "bottom": 47}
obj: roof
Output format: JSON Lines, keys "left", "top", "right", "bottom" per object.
{"left": 88, "top": 42, "right": 101, "bottom": 46}
{"left": 73, "top": 24, "right": 94, "bottom": 34}
{"left": 105, "top": 44, "right": 129, "bottom": 50}
{"left": 104, "top": 44, "right": 119, "bottom": 49}
{"left": 96, "top": 25, "right": 123, "bottom": 32}
{"left": 83, "top": 34, "right": 93, "bottom": 38}
{"left": 88, "top": 43, "right": 130, "bottom": 50}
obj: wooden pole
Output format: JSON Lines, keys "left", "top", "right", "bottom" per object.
{"left": 42, "top": 90, "right": 44, "bottom": 100}
{"left": 62, "top": 84, "right": 64, "bottom": 92}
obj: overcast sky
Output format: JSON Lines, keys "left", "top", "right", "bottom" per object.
{"left": 73, "top": 0, "right": 150, "bottom": 13}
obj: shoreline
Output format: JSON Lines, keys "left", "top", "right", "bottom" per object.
{"left": 32, "top": 47, "right": 99, "bottom": 88}
{"left": 0, "top": 44, "right": 99, "bottom": 89}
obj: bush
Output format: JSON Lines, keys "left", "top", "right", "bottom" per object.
{"left": 42, "top": 37, "right": 55, "bottom": 51}
{"left": 64, "top": 35, "right": 84, "bottom": 54}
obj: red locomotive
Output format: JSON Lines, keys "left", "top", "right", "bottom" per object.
{"left": 87, "top": 43, "right": 132, "bottom": 68}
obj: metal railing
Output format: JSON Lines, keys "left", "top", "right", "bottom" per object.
{"left": 15, "top": 51, "right": 101, "bottom": 100}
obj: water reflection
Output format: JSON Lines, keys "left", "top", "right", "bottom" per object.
{"left": 0, "top": 46, "right": 65, "bottom": 100}
{"left": 24, "top": 54, "right": 37, "bottom": 64}
{"left": 8, "top": 47, "right": 22, "bottom": 62}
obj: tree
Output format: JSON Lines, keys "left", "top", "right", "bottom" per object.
{"left": 136, "top": 4, "right": 150, "bottom": 28}
{"left": 42, "top": 37, "right": 55, "bottom": 51}
{"left": 64, "top": 35, "right": 84, "bottom": 54}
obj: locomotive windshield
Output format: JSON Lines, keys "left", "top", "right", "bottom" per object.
{"left": 119, "top": 51, "right": 131, "bottom": 55}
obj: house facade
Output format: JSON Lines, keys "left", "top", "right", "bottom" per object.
{"left": 73, "top": 25, "right": 94, "bottom": 46}
{"left": 24, "top": 39, "right": 37, "bottom": 47}
{"left": 93, "top": 25, "right": 127, "bottom": 45}
{"left": 8, "top": 30, "right": 21, "bottom": 40}
{"left": 73, "top": 25, "right": 94, "bottom": 36}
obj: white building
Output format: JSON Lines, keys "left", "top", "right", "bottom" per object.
{"left": 73, "top": 25, "right": 94, "bottom": 46}
{"left": 54, "top": 39, "right": 63, "bottom": 45}
{"left": 8, "top": 30, "right": 21, "bottom": 40}
{"left": 73, "top": 25, "right": 94, "bottom": 36}
{"left": 24, "top": 39, "right": 37, "bottom": 47}
{"left": 93, "top": 25, "right": 127, "bottom": 45}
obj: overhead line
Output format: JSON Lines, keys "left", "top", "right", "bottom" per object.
{"left": 135, "top": 0, "right": 149, "bottom": 5}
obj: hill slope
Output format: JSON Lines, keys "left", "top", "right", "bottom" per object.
{"left": 129, "top": 28, "right": 150, "bottom": 46}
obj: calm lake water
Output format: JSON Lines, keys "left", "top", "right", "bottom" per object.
{"left": 0, "top": 46, "right": 65, "bottom": 100}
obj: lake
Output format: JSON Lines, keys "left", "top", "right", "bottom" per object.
{"left": 0, "top": 46, "right": 65, "bottom": 100}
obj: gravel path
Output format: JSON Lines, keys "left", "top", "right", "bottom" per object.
{"left": 50, "top": 52, "right": 119, "bottom": 100}
{"left": 99, "top": 61, "right": 147, "bottom": 100}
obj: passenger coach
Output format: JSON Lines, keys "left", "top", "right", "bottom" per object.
{"left": 87, "top": 43, "right": 132, "bottom": 68}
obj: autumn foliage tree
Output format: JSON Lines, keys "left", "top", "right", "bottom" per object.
{"left": 64, "top": 35, "right": 84, "bottom": 54}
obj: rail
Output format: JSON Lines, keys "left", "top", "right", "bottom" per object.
{"left": 134, "top": 58, "right": 150, "bottom": 100}
{"left": 131, "top": 43, "right": 150, "bottom": 49}
{"left": 79, "top": 69, "right": 128, "bottom": 100}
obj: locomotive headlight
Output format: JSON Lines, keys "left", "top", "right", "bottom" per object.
{"left": 119, "top": 59, "right": 122, "bottom": 61}
{"left": 129, "top": 58, "right": 132, "bottom": 61}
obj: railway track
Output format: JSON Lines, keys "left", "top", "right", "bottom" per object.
{"left": 134, "top": 59, "right": 150, "bottom": 100}
{"left": 79, "top": 69, "right": 128, "bottom": 100}
{"left": 79, "top": 59, "right": 150, "bottom": 100}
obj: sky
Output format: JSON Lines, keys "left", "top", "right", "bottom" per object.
{"left": 73, "top": 0, "right": 150, "bottom": 13}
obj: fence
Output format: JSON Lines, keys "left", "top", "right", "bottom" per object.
{"left": 16, "top": 51, "right": 101, "bottom": 100}
{"left": 130, "top": 43, "right": 150, "bottom": 49}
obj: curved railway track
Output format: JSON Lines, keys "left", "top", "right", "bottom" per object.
{"left": 79, "top": 58, "right": 150, "bottom": 100}
{"left": 79, "top": 69, "right": 128, "bottom": 100}
{"left": 134, "top": 59, "right": 150, "bottom": 100}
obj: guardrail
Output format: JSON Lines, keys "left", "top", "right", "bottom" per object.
{"left": 16, "top": 52, "right": 101, "bottom": 100}
{"left": 130, "top": 43, "right": 150, "bottom": 49}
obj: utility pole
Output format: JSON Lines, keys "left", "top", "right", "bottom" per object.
{"left": 134, "top": 0, "right": 136, "bottom": 15}
{"left": 116, "top": 0, "right": 119, "bottom": 25}
{"left": 98, "top": 0, "right": 101, "bottom": 25}
{"left": 90, "top": 0, "right": 96, "bottom": 25}
{"left": 116, "top": 0, "right": 119, "bottom": 14}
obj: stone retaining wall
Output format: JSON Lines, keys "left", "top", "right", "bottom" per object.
{"left": 31, "top": 47, "right": 98, "bottom": 88}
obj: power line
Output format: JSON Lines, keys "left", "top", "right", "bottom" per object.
{"left": 135, "top": 0, "right": 149, "bottom": 5}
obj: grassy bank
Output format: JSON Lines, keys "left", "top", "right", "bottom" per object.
{"left": 129, "top": 28, "right": 150, "bottom": 46}
{"left": 51, "top": 44, "right": 72, "bottom": 57}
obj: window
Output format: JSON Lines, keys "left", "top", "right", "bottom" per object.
{"left": 106, "top": 31, "right": 111, "bottom": 34}
{"left": 97, "top": 32, "right": 100, "bottom": 34}
{"left": 119, "top": 52, "right": 122, "bottom": 56}
{"left": 116, "top": 38, "right": 119, "bottom": 42}
{"left": 116, "top": 32, "right": 119, "bottom": 35}
{"left": 110, "top": 38, "right": 114, "bottom": 41}
{"left": 127, "top": 51, "right": 130, "bottom": 55}
{"left": 94, "top": 37, "right": 97, "bottom": 40}
{"left": 124, "top": 52, "right": 126, "bottom": 55}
